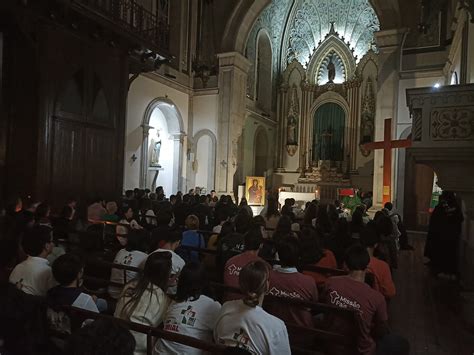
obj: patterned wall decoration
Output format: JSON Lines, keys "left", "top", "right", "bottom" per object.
{"left": 245, "top": 0, "right": 379, "bottom": 100}
{"left": 284, "top": 0, "right": 379, "bottom": 69}
{"left": 359, "top": 77, "right": 375, "bottom": 156}
{"left": 431, "top": 108, "right": 474, "bottom": 140}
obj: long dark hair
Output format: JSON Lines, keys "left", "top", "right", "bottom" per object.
{"left": 119, "top": 251, "right": 172, "bottom": 320}
{"left": 239, "top": 260, "right": 269, "bottom": 308}
{"left": 299, "top": 227, "right": 325, "bottom": 264}
{"left": 303, "top": 202, "right": 318, "bottom": 225}
{"left": 265, "top": 198, "right": 280, "bottom": 219}
{"left": 175, "top": 262, "right": 208, "bottom": 303}
{"left": 212, "top": 221, "right": 234, "bottom": 247}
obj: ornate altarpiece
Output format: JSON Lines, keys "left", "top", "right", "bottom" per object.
{"left": 275, "top": 26, "right": 378, "bottom": 200}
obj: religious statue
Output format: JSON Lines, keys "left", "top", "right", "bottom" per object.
{"left": 287, "top": 116, "right": 297, "bottom": 145}
{"left": 327, "top": 57, "right": 336, "bottom": 83}
{"left": 149, "top": 131, "right": 162, "bottom": 167}
{"left": 320, "top": 129, "right": 333, "bottom": 160}
{"left": 286, "top": 86, "right": 299, "bottom": 156}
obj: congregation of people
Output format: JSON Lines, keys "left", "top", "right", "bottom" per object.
{"left": 1, "top": 186, "right": 433, "bottom": 355}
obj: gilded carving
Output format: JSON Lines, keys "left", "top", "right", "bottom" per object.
{"left": 431, "top": 108, "right": 474, "bottom": 140}
{"left": 286, "top": 86, "right": 300, "bottom": 156}
{"left": 359, "top": 78, "right": 375, "bottom": 156}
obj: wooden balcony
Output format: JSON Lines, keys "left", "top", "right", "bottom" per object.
{"left": 69, "top": 0, "right": 169, "bottom": 54}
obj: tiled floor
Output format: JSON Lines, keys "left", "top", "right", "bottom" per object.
{"left": 389, "top": 233, "right": 474, "bottom": 355}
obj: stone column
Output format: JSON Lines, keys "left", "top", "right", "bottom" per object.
{"left": 216, "top": 52, "right": 251, "bottom": 196}
{"left": 275, "top": 84, "right": 289, "bottom": 172}
{"left": 171, "top": 132, "right": 186, "bottom": 193}
{"left": 371, "top": 29, "right": 407, "bottom": 209}
{"left": 301, "top": 84, "right": 312, "bottom": 169}
{"left": 298, "top": 84, "right": 308, "bottom": 173}
{"left": 139, "top": 124, "right": 153, "bottom": 188}
{"left": 346, "top": 79, "right": 361, "bottom": 171}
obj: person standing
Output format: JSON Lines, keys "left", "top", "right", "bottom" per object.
{"left": 424, "top": 191, "right": 463, "bottom": 278}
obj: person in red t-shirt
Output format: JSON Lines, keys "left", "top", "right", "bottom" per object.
{"left": 324, "top": 245, "right": 389, "bottom": 355}
{"left": 267, "top": 236, "right": 318, "bottom": 328}
{"left": 361, "top": 225, "right": 396, "bottom": 299}
{"left": 299, "top": 227, "right": 338, "bottom": 288}
{"left": 223, "top": 225, "right": 267, "bottom": 301}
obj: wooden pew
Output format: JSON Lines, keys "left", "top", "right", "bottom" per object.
{"left": 81, "top": 260, "right": 358, "bottom": 354}
{"left": 55, "top": 306, "right": 228, "bottom": 355}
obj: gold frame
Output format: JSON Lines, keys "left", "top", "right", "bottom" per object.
{"left": 245, "top": 176, "right": 266, "bottom": 206}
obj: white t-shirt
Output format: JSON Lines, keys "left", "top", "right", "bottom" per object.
{"left": 115, "top": 283, "right": 171, "bottom": 355}
{"left": 149, "top": 249, "right": 185, "bottom": 294}
{"left": 155, "top": 295, "right": 221, "bottom": 355}
{"left": 9, "top": 256, "right": 56, "bottom": 296}
{"left": 108, "top": 249, "right": 148, "bottom": 299}
{"left": 214, "top": 300, "right": 291, "bottom": 355}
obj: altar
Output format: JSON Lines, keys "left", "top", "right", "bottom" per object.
{"left": 293, "top": 161, "right": 351, "bottom": 204}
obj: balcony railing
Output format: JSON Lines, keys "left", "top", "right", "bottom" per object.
{"left": 72, "top": 0, "right": 169, "bottom": 52}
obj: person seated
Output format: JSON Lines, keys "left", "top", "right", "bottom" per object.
{"left": 272, "top": 215, "right": 297, "bottom": 244}
{"left": 150, "top": 209, "right": 174, "bottom": 251}
{"left": 214, "top": 260, "right": 290, "bottom": 354}
{"left": 154, "top": 262, "right": 221, "bottom": 355}
{"left": 1, "top": 239, "right": 50, "bottom": 355}
{"left": 149, "top": 229, "right": 185, "bottom": 294}
{"left": 361, "top": 225, "right": 396, "bottom": 299}
{"left": 267, "top": 237, "right": 318, "bottom": 328}
{"left": 65, "top": 318, "right": 136, "bottom": 355}
{"left": 117, "top": 207, "right": 143, "bottom": 246}
{"left": 262, "top": 198, "right": 280, "bottom": 238}
{"left": 35, "top": 203, "right": 52, "bottom": 227}
{"left": 9, "top": 226, "right": 57, "bottom": 296}
{"left": 53, "top": 205, "right": 75, "bottom": 241}
{"left": 299, "top": 227, "right": 338, "bottom": 288}
{"left": 324, "top": 245, "right": 389, "bottom": 355}
{"left": 103, "top": 201, "right": 120, "bottom": 223}
{"left": 48, "top": 253, "right": 103, "bottom": 313}
{"left": 216, "top": 211, "right": 253, "bottom": 270}
{"left": 138, "top": 199, "right": 156, "bottom": 228}
{"left": 114, "top": 252, "right": 172, "bottom": 355}
{"left": 87, "top": 198, "right": 107, "bottom": 222}
{"left": 223, "top": 225, "right": 268, "bottom": 301}
{"left": 238, "top": 197, "right": 253, "bottom": 217}
{"left": 109, "top": 230, "right": 149, "bottom": 299}
{"left": 178, "top": 214, "right": 205, "bottom": 263}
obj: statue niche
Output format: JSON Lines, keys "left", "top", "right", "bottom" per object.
{"left": 149, "top": 130, "right": 162, "bottom": 167}
{"left": 286, "top": 86, "right": 300, "bottom": 156}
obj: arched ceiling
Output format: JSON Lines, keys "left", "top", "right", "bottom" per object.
{"left": 245, "top": 0, "right": 380, "bottom": 73}
{"left": 286, "top": 0, "right": 379, "bottom": 66}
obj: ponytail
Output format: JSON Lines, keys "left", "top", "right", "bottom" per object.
{"left": 239, "top": 260, "right": 269, "bottom": 308}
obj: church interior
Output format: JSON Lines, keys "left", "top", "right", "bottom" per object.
{"left": 1, "top": 0, "right": 474, "bottom": 354}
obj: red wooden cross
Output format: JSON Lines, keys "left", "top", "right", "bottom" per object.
{"left": 362, "top": 118, "right": 411, "bottom": 204}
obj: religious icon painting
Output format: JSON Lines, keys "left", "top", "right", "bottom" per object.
{"left": 245, "top": 176, "right": 266, "bottom": 206}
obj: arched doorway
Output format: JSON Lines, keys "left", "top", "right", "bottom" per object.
{"left": 192, "top": 129, "right": 217, "bottom": 193}
{"left": 312, "top": 103, "right": 345, "bottom": 163}
{"left": 140, "top": 98, "right": 184, "bottom": 195}
{"left": 254, "top": 127, "right": 269, "bottom": 177}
